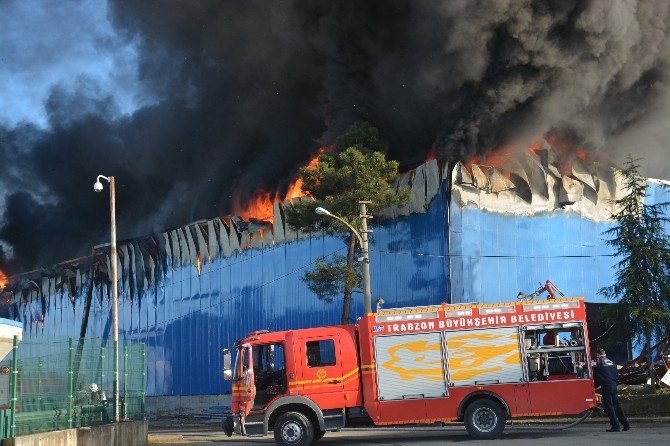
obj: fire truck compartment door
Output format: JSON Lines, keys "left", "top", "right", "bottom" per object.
{"left": 374, "top": 332, "right": 447, "bottom": 401}
{"left": 444, "top": 326, "right": 523, "bottom": 387}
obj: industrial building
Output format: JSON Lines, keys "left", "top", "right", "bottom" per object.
{"left": 2, "top": 144, "right": 668, "bottom": 412}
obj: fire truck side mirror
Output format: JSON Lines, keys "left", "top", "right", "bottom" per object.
{"left": 223, "top": 349, "right": 232, "bottom": 380}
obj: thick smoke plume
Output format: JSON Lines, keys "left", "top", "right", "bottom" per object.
{"left": 1, "top": 0, "right": 669, "bottom": 274}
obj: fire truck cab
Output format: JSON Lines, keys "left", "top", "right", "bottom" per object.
{"left": 223, "top": 298, "right": 597, "bottom": 445}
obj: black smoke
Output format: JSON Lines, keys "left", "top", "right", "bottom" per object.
{"left": 1, "top": 0, "right": 669, "bottom": 274}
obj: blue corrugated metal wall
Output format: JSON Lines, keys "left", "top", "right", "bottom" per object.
{"left": 12, "top": 179, "right": 669, "bottom": 396}
{"left": 449, "top": 182, "right": 669, "bottom": 304}
{"left": 16, "top": 186, "right": 449, "bottom": 396}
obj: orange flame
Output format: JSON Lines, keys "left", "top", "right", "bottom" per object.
{"left": 424, "top": 148, "right": 437, "bottom": 163}
{"left": 468, "top": 144, "right": 519, "bottom": 170}
{"left": 232, "top": 191, "right": 276, "bottom": 222}
{"left": 196, "top": 253, "right": 202, "bottom": 275}
{"left": 231, "top": 148, "right": 325, "bottom": 222}
{"left": 0, "top": 268, "right": 7, "bottom": 289}
{"left": 466, "top": 135, "right": 593, "bottom": 176}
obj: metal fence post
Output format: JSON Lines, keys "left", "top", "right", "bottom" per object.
{"left": 100, "top": 345, "right": 105, "bottom": 390}
{"left": 99, "top": 344, "right": 106, "bottom": 424}
{"left": 8, "top": 335, "right": 18, "bottom": 438}
{"left": 37, "top": 357, "right": 43, "bottom": 412}
{"left": 122, "top": 343, "right": 128, "bottom": 419}
{"left": 67, "top": 337, "right": 74, "bottom": 428}
{"left": 141, "top": 343, "right": 146, "bottom": 419}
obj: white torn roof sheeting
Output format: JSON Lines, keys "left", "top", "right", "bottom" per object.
{"left": 207, "top": 220, "right": 220, "bottom": 261}
{"left": 451, "top": 146, "right": 627, "bottom": 222}
{"left": 272, "top": 202, "right": 285, "bottom": 244}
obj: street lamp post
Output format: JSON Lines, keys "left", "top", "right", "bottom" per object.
{"left": 315, "top": 200, "right": 373, "bottom": 314}
{"left": 94, "top": 175, "right": 120, "bottom": 423}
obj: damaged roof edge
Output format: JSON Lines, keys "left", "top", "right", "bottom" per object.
{"left": 4, "top": 158, "right": 448, "bottom": 293}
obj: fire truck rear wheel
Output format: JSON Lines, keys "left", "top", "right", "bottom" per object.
{"left": 464, "top": 399, "right": 506, "bottom": 439}
{"left": 274, "top": 411, "right": 314, "bottom": 446}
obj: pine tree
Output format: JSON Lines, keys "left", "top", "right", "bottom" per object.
{"left": 599, "top": 156, "right": 670, "bottom": 388}
{"left": 285, "top": 122, "right": 409, "bottom": 324}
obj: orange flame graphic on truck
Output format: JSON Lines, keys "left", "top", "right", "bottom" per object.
{"left": 447, "top": 332, "right": 520, "bottom": 382}
{"left": 382, "top": 340, "right": 444, "bottom": 381}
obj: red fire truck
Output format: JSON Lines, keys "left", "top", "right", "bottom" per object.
{"left": 222, "top": 297, "right": 597, "bottom": 445}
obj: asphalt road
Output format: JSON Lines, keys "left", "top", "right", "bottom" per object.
{"left": 149, "top": 422, "right": 669, "bottom": 445}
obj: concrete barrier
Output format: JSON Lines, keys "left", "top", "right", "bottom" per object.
{"left": 620, "top": 394, "right": 670, "bottom": 417}
{"left": 1, "top": 420, "right": 147, "bottom": 446}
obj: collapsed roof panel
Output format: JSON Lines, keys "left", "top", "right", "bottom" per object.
{"left": 146, "top": 252, "right": 155, "bottom": 292}
{"left": 396, "top": 172, "right": 412, "bottom": 217}
{"left": 283, "top": 199, "right": 297, "bottom": 242}
{"left": 471, "top": 164, "right": 488, "bottom": 190}
{"left": 214, "top": 218, "right": 232, "bottom": 257}
{"left": 559, "top": 175, "right": 584, "bottom": 205}
{"left": 207, "top": 220, "right": 220, "bottom": 261}
{"left": 185, "top": 226, "right": 198, "bottom": 267}
{"left": 170, "top": 230, "right": 181, "bottom": 268}
{"left": 195, "top": 223, "right": 208, "bottom": 263}
{"left": 272, "top": 202, "right": 285, "bottom": 244}
{"left": 228, "top": 219, "right": 241, "bottom": 253}
{"left": 425, "top": 159, "right": 440, "bottom": 206}
{"left": 451, "top": 145, "right": 621, "bottom": 221}
{"left": 454, "top": 162, "right": 473, "bottom": 185}
{"left": 119, "top": 244, "right": 130, "bottom": 294}
{"left": 177, "top": 229, "right": 188, "bottom": 268}
{"left": 487, "top": 168, "right": 515, "bottom": 193}
{"left": 127, "top": 243, "right": 136, "bottom": 298}
{"left": 238, "top": 226, "right": 251, "bottom": 250}
{"left": 409, "top": 164, "right": 427, "bottom": 213}
{"left": 132, "top": 242, "right": 146, "bottom": 295}
{"left": 572, "top": 158, "right": 597, "bottom": 193}
{"left": 515, "top": 152, "right": 548, "bottom": 199}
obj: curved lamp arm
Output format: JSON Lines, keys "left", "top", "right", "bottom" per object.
{"left": 315, "top": 207, "right": 363, "bottom": 246}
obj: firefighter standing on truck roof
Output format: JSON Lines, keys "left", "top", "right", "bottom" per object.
{"left": 592, "top": 348, "right": 630, "bottom": 432}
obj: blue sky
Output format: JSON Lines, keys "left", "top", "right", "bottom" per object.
{"left": 1, "top": 0, "right": 150, "bottom": 129}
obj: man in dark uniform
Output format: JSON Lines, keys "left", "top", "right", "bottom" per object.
{"left": 592, "top": 348, "right": 630, "bottom": 432}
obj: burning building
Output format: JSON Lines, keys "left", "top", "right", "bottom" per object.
{"left": 2, "top": 0, "right": 670, "bottom": 414}
{"left": 1, "top": 139, "right": 668, "bottom": 414}
{"left": 448, "top": 140, "right": 670, "bottom": 304}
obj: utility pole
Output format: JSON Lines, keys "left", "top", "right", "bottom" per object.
{"left": 109, "top": 176, "right": 119, "bottom": 423}
{"left": 315, "top": 200, "right": 374, "bottom": 315}
{"left": 94, "top": 174, "right": 120, "bottom": 423}
{"left": 359, "top": 201, "right": 373, "bottom": 315}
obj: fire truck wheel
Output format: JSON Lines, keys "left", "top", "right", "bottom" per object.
{"left": 274, "top": 411, "right": 314, "bottom": 446}
{"left": 463, "top": 399, "right": 506, "bottom": 439}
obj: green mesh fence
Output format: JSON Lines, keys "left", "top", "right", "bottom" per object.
{"left": 0, "top": 336, "right": 145, "bottom": 439}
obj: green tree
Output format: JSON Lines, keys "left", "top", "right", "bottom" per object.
{"left": 286, "top": 122, "right": 410, "bottom": 324}
{"left": 599, "top": 156, "right": 670, "bottom": 388}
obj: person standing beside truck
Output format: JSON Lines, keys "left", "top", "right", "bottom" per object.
{"left": 592, "top": 348, "right": 630, "bottom": 432}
